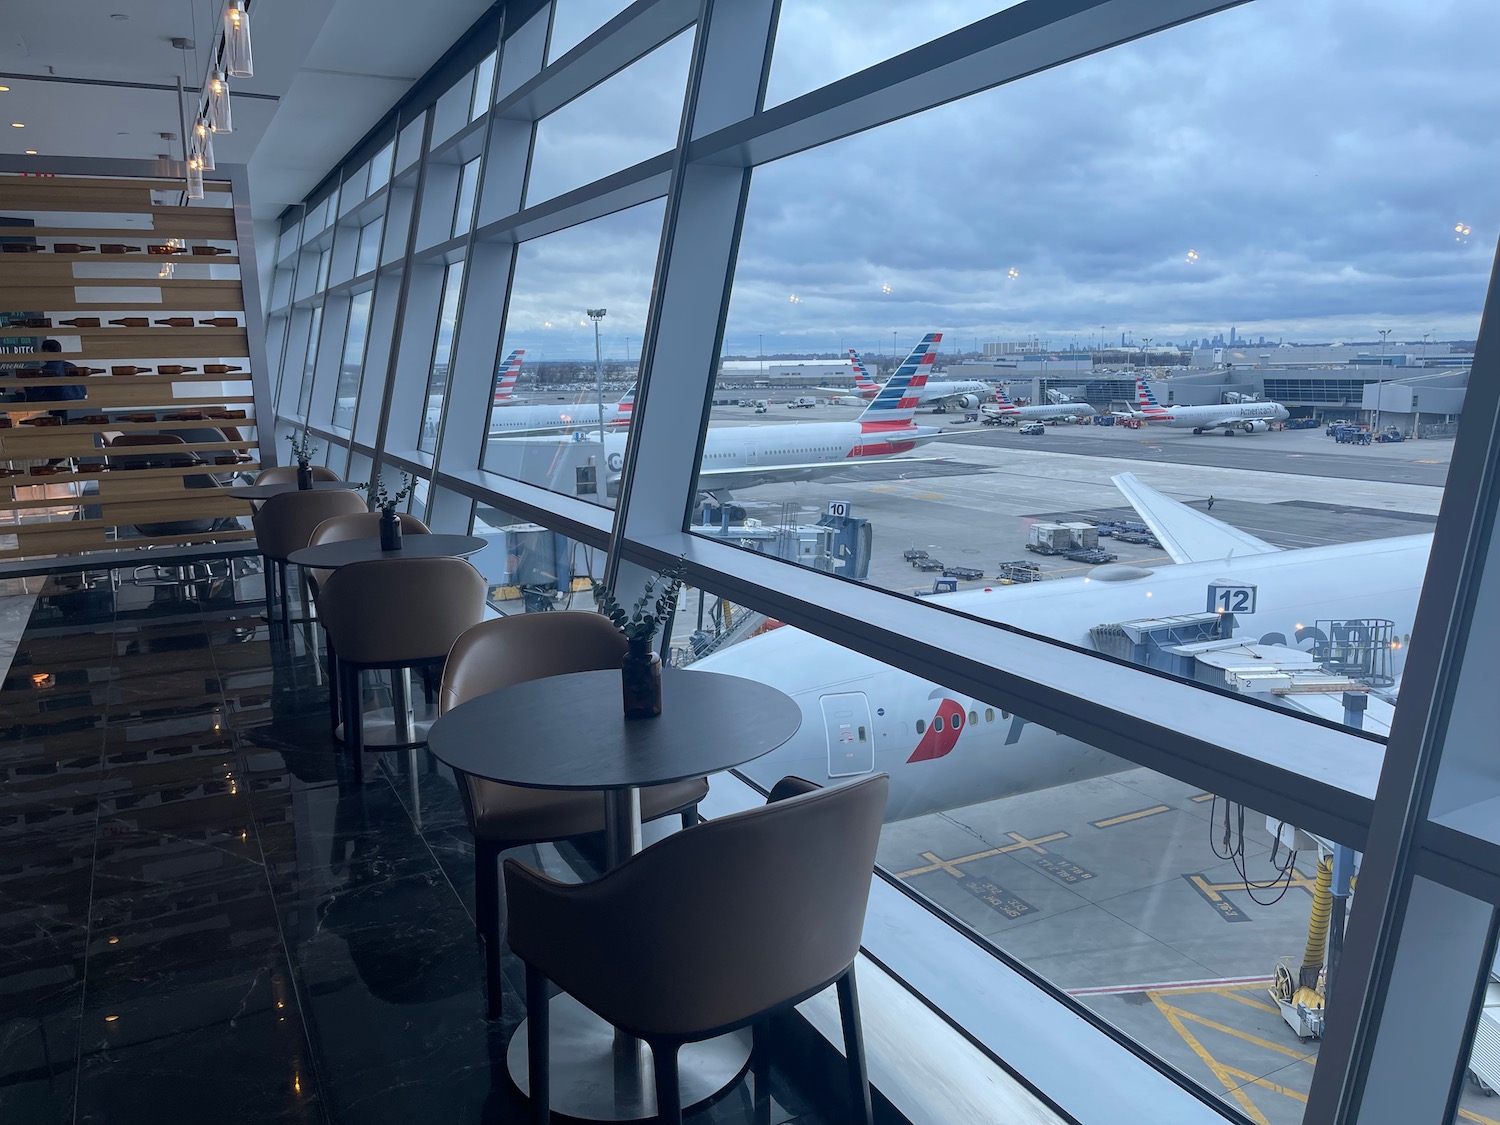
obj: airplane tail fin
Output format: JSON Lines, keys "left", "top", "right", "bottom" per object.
{"left": 1112, "top": 472, "right": 1280, "bottom": 565}
{"left": 848, "top": 349, "right": 880, "bottom": 396}
{"left": 991, "top": 386, "right": 1019, "bottom": 412}
{"left": 858, "top": 333, "right": 939, "bottom": 429}
{"left": 493, "top": 349, "right": 525, "bottom": 403}
{"left": 608, "top": 387, "right": 635, "bottom": 427}
{"left": 1135, "top": 376, "right": 1170, "bottom": 415}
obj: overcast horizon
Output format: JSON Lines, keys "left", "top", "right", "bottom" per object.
{"left": 495, "top": 0, "right": 1499, "bottom": 362}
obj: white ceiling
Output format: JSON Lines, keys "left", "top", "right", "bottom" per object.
{"left": 0, "top": 0, "right": 498, "bottom": 218}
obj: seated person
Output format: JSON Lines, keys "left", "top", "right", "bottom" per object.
{"left": 27, "top": 340, "right": 87, "bottom": 420}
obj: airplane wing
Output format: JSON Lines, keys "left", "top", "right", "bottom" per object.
{"left": 1111, "top": 472, "right": 1280, "bottom": 565}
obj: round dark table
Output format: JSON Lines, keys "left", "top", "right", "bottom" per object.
{"left": 226, "top": 480, "right": 364, "bottom": 500}
{"left": 286, "top": 533, "right": 485, "bottom": 569}
{"left": 427, "top": 666, "right": 802, "bottom": 1121}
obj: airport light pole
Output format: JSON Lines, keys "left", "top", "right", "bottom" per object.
{"left": 1141, "top": 337, "right": 1152, "bottom": 371}
{"left": 1375, "top": 327, "right": 1390, "bottom": 430}
{"left": 587, "top": 308, "right": 607, "bottom": 451}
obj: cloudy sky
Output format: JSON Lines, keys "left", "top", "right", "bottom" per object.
{"left": 502, "top": 0, "right": 1500, "bottom": 360}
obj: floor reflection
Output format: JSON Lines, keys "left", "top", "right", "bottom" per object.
{"left": 0, "top": 569, "right": 843, "bottom": 1125}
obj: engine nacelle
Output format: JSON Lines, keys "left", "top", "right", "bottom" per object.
{"left": 956, "top": 394, "right": 980, "bottom": 410}
{"left": 1242, "top": 419, "right": 1269, "bottom": 433}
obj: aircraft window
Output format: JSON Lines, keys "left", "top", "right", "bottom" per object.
{"left": 984, "top": 708, "right": 994, "bottom": 723}
{"left": 857, "top": 725, "right": 867, "bottom": 741}
{"left": 1001, "top": 710, "right": 1010, "bottom": 720}
{"left": 933, "top": 716, "right": 944, "bottom": 732}
{"left": 951, "top": 711, "right": 963, "bottom": 729}
{"left": 915, "top": 719, "right": 925, "bottom": 734}
{"left": 969, "top": 710, "right": 978, "bottom": 726}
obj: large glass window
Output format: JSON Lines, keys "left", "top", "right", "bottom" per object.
{"left": 355, "top": 217, "right": 383, "bottom": 276}
{"left": 470, "top": 51, "right": 497, "bottom": 121}
{"left": 525, "top": 31, "right": 693, "bottom": 204}
{"left": 419, "top": 262, "right": 467, "bottom": 452}
{"left": 332, "top": 291, "right": 373, "bottom": 431}
{"left": 480, "top": 200, "right": 663, "bottom": 500}
{"left": 471, "top": 503, "right": 605, "bottom": 615}
{"left": 698, "top": 0, "right": 1479, "bottom": 736}
{"left": 453, "top": 157, "right": 482, "bottom": 239}
{"left": 295, "top": 305, "right": 323, "bottom": 419}
{"left": 546, "top": 0, "right": 634, "bottom": 63}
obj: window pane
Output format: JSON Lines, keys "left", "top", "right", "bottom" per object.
{"left": 419, "top": 262, "right": 467, "bottom": 453}
{"left": 471, "top": 503, "right": 604, "bottom": 614}
{"left": 332, "top": 291, "right": 373, "bottom": 431}
{"left": 453, "top": 157, "right": 482, "bottom": 239}
{"left": 480, "top": 200, "right": 664, "bottom": 502}
{"left": 368, "top": 139, "right": 395, "bottom": 193}
{"left": 296, "top": 305, "right": 323, "bottom": 418}
{"left": 702, "top": 0, "right": 1476, "bottom": 735}
{"left": 525, "top": 31, "right": 691, "bottom": 205}
{"left": 547, "top": 0, "right": 633, "bottom": 63}
{"left": 356, "top": 217, "right": 383, "bottom": 276}
{"left": 765, "top": 1, "right": 1023, "bottom": 108}
{"left": 471, "top": 51, "right": 497, "bottom": 121}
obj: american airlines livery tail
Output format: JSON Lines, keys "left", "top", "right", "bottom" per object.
{"left": 850, "top": 350, "right": 881, "bottom": 396}
{"left": 983, "top": 386, "right": 1094, "bottom": 422}
{"left": 492, "top": 349, "right": 525, "bottom": 405}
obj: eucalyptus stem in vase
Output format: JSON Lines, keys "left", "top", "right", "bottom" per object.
{"left": 367, "top": 472, "right": 415, "bottom": 551}
{"left": 287, "top": 430, "right": 319, "bottom": 490}
{"left": 591, "top": 562, "right": 685, "bottom": 720}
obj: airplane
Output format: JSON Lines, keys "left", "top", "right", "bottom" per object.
{"left": 694, "top": 473, "right": 1430, "bottom": 821}
{"left": 820, "top": 348, "right": 994, "bottom": 412}
{"left": 1130, "top": 377, "right": 1289, "bottom": 435}
{"left": 980, "top": 385, "right": 1094, "bottom": 422}
{"left": 492, "top": 349, "right": 525, "bottom": 405}
{"left": 491, "top": 334, "right": 949, "bottom": 493}
{"left": 486, "top": 387, "right": 634, "bottom": 437}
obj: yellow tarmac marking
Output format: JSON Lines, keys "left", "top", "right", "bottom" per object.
{"left": 1149, "top": 993, "right": 1270, "bottom": 1125}
{"left": 1218, "top": 990, "right": 1282, "bottom": 1015}
{"left": 911, "top": 492, "right": 945, "bottom": 499}
{"left": 1091, "top": 804, "right": 1170, "bottom": 828}
{"left": 1459, "top": 1108, "right": 1500, "bottom": 1125}
{"left": 1192, "top": 792, "right": 1216, "bottom": 802}
{"left": 1171, "top": 1007, "right": 1315, "bottom": 1061}
{"left": 896, "top": 831, "right": 1069, "bottom": 878}
{"left": 1194, "top": 871, "right": 1320, "bottom": 896}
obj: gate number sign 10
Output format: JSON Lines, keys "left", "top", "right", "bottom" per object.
{"left": 1208, "top": 582, "right": 1257, "bottom": 615}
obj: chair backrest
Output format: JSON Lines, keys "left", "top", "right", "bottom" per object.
{"left": 440, "top": 611, "right": 627, "bottom": 715}
{"left": 106, "top": 431, "right": 199, "bottom": 469}
{"left": 251, "top": 488, "right": 368, "bottom": 561}
{"left": 318, "top": 557, "right": 487, "bottom": 665}
{"left": 520, "top": 772, "right": 890, "bottom": 1038}
{"left": 254, "top": 464, "right": 342, "bottom": 487}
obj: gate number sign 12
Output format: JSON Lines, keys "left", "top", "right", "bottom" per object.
{"left": 1207, "top": 582, "right": 1257, "bottom": 615}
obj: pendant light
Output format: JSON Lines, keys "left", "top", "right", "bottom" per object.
{"left": 192, "top": 120, "right": 216, "bottom": 170}
{"left": 186, "top": 155, "right": 205, "bottom": 200}
{"left": 205, "top": 68, "right": 232, "bottom": 133}
{"left": 223, "top": 2, "right": 253, "bottom": 78}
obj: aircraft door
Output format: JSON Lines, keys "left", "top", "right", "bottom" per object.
{"left": 745, "top": 443, "right": 758, "bottom": 465}
{"left": 821, "top": 692, "right": 874, "bottom": 777}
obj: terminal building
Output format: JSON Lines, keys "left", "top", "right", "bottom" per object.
{"left": 2, "top": 4, "right": 1498, "bottom": 1125}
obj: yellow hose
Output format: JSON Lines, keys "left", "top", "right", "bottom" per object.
{"left": 1300, "top": 855, "right": 1333, "bottom": 990}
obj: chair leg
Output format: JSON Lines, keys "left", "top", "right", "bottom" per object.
{"left": 342, "top": 662, "right": 364, "bottom": 782}
{"left": 751, "top": 1019, "right": 771, "bottom": 1124}
{"left": 652, "top": 1040, "right": 683, "bottom": 1125}
{"left": 836, "top": 967, "right": 873, "bottom": 1125}
{"left": 525, "top": 962, "right": 550, "bottom": 1125}
{"left": 262, "top": 554, "right": 274, "bottom": 621}
{"left": 473, "top": 841, "right": 492, "bottom": 938}
{"left": 326, "top": 640, "right": 341, "bottom": 736}
{"left": 680, "top": 805, "right": 701, "bottom": 830}
{"left": 277, "top": 560, "right": 290, "bottom": 634}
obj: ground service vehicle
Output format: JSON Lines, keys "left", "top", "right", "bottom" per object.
{"left": 1019, "top": 422, "right": 1045, "bottom": 435}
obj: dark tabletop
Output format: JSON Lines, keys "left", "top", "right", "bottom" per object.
{"left": 226, "top": 480, "right": 364, "bottom": 500}
{"left": 427, "top": 667, "right": 803, "bottom": 790}
{"left": 286, "top": 533, "right": 487, "bottom": 569}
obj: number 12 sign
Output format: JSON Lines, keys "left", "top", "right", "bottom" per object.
{"left": 1207, "top": 582, "right": 1257, "bottom": 615}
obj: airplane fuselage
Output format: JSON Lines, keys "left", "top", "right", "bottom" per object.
{"left": 487, "top": 401, "right": 627, "bottom": 436}
{"left": 697, "top": 534, "right": 1431, "bottom": 821}
{"left": 985, "top": 402, "right": 1095, "bottom": 422}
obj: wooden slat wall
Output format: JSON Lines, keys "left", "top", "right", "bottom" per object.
{"left": 0, "top": 173, "right": 261, "bottom": 562}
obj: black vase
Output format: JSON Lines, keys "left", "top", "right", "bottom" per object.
{"left": 296, "top": 463, "right": 313, "bottom": 490}
{"left": 621, "top": 646, "right": 662, "bottom": 720}
{"left": 379, "top": 509, "right": 403, "bottom": 552}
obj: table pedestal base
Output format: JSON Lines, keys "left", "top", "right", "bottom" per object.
{"left": 334, "top": 712, "right": 434, "bottom": 748}
{"left": 507, "top": 993, "right": 752, "bottom": 1121}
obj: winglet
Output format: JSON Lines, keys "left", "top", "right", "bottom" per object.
{"left": 1111, "top": 473, "right": 1279, "bottom": 565}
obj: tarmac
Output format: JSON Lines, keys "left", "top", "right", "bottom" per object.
{"left": 705, "top": 401, "right": 1483, "bottom": 1125}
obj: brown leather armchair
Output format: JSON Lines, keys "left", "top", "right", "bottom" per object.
{"left": 307, "top": 511, "right": 432, "bottom": 734}
{"left": 319, "top": 557, "right": 486, "bottom": 781}
{"left": 104, "top": 433, "right": 223, "bottom": 536}
{"left": 250, "top": 488, "right": 367, "bottom": 632}
{"left": 505, "top": 772, "right": 889, "bottom": 1125}
{"left": 439, "top": 611, "right": 709, "bottom": 1019}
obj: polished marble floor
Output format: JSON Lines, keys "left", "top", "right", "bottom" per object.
{"left": 0, "top": 572, "right": 859, "bottom": 1125}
